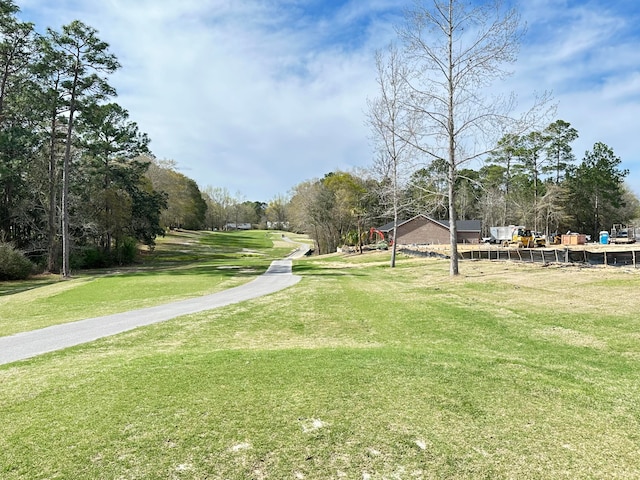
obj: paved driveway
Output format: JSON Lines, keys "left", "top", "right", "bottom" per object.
{"left": 0, "top": 258, "right": 301, "bottom": 366}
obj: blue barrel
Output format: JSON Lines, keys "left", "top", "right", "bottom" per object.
{"left": 599, "top": 231, "right": 609, "bottom": 244}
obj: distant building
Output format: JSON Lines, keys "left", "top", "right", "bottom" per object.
{"left": 378, "top": 215, "right": 481, "bottom": 245}
{"left": 224, "top": 223, "right": 252, "bottom": 231}
{"left": 266, "top": 221, "right": 290, "bottom": 230}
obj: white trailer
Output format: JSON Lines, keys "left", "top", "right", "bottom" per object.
{"left": 487, "top": 225, "right": 520, "bottom": 244}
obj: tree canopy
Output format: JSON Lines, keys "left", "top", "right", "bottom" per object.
{"left": 0, "top": 4, "right": 173, "bottom": 272}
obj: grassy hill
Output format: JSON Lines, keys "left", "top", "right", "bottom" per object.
{"left": 0, "top": 230, "right": 294, "bottom": 337}
{"left": 1, "top": 231, "right": 639, "bottom": 478}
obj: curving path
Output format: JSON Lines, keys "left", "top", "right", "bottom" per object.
{"left": 0, "top": 250, "right": 307, "bottom": 366}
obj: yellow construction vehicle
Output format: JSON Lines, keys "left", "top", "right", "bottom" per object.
{"left": 533, "top": 231, "right": 547, "bottom": 247}
{"left": 490, "top": 225, "right": 543, "bottom": 247}
{"left": 502, "top": 226, "right": 535, "bottom": 248}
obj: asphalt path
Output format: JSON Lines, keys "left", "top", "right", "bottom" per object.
{"left": 0, "top": 241, "right": 310, "bottom": 366}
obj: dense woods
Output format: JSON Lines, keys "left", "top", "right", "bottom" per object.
{"left": 0, "top": 2, "right": 169, "bottom": 275}
{"left": 0, "top": 2, "right": 239, "bottom": 276}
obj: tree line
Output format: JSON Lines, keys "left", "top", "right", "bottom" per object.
{"left": 0, "top": 1, "right": 167, "bottom": 276}
{"left": 282, "top": 122, "right": 638, "bottom": 256}
{"left": 282, "top": 1, "right": 639, "bottom": 264}
{"left": 0, "top": 2, "right": 273, "bottom": 276}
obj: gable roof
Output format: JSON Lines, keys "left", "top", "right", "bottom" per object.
{"left": 377, "top": 215, "right": 480, "bottom": 233}
{"left": 440, "top": 219, "right": 482, "bottom": 232}
{"left": 377, "top": 220, "right": 396, "bottom": 232}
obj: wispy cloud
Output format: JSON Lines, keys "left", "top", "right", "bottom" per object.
{"left": 16, "top": 0, "right": 640, "bottom": 198}
{"left": 508, "top": 0, "right": 640, "bottom": 189}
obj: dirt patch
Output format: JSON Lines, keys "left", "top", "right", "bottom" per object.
{"left": 536, "top": 326, "right": 607, "bottom": 349}
{"left": 299, "top": 418, "right": 327, "bottom": 433}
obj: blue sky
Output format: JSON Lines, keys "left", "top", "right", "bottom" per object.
{"left": 15, "top": 0, "right": 640, "bottom": 201}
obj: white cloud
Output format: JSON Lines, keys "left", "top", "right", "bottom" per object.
{"left": 17, "top": 0, "right": 390, "bottom": 200}
{"left": 508, "top": 0, "right": 640, "bottom": 193}
{"left": 16, "top": 0, "right": 640, "bottom": 199}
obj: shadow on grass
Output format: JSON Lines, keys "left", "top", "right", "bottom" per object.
{"left": 0, "top": 277, "right": 61, "bottom": 297}
{"left": 1, "top": 263, "right": 270, "bottom": 299}
{"left": 292, "top": 262, "right": 367, "bottom": 277}
{"left": 115, "top": 263, "right": 271, "bottom": 279}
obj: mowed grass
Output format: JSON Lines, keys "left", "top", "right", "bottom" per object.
{"left": 0, "top": 230, "right": 293, "bottom": 337}
{"left": 2, "top": 244, "right": 640, "bottom": 478}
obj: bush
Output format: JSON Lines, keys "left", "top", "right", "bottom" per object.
{"left": 71, "top": 238, "right": 139, "bottom": 270}
{"left": 0, "top": 243, "right": 34, "bottom": 280}
{"left": 375, "top": 241, "right": 389, "bottom": 250}
{"left": 115, "top": 237, "right": 138, "bottom": 265}
{"left": 75, "top": 247, "right": 110, "bottom": 269}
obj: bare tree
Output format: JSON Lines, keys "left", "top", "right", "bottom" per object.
{"left": 538, "top": 182, "right": 569, "bottom": 237}
{"left": 266, "top": 194, "right": 289, "bottom": 230}
{"left": 367, "top": 43, "right": 416, "bottom": 267}
{"left": 203, "top": 186, "right": 233, "bottom": 230}
{"left": 398, "top": 0, "right": 551, "bottom": 275}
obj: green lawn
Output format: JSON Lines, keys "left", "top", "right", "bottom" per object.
{"left": 0, "top": 230, "right": 292, "bottom": 337}
{"left": 1, "top": 237, "right": 640, "bottom": 478}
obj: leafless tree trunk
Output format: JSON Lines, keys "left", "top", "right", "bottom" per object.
{"left": 46, "top": 108, "right": 63, "bottom": 273}
{"left": 367, "top": 44, "right": 416, "bottom": 268}
{"left": 398, "top": 0, "right": 551, "bottom": 275}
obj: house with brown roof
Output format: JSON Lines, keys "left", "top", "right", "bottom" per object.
{"left": 378, "top": 215, "right": 481, "bottom": 245}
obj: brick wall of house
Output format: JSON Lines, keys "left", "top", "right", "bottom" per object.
{"left": 457, "top": 231, "right": 480, "bottom": 244}
{"left": 396, "top": 217, "right": 450, "bottom": 244}
{"left": 393, "top": 217, "right": 481, "bottom": 245}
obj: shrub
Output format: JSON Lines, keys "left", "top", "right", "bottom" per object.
{"left": 115, "top": 237, "right": 138, "bottom": 265}
{"left": 0, "top": 243, "right": 34, "bottom": 280}
{"left": 375, "top": 241, "right": 389, "bottom": 250}
{"left": 80, "top": 247, "right": 110, "bottom": 269}
{"left": 71, "top": 238, "right": 139, "bottom": 270}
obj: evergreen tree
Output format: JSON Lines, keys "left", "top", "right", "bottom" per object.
{"left": 565, "top": 142, "right": 628, "bottom": 237}
{"left": 46, "top": 20, "right": 120, "bottom": 277}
